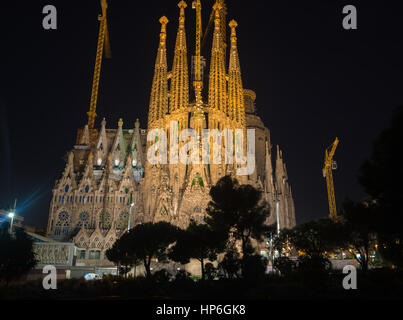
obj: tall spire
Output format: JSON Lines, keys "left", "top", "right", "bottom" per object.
{"left": 148, "top": 16, "right": 169, "bottom": 128}
{"left": 190, "top": 0, "right": 206, "bottom": 137}
{"left": 219, "top": 0, "right": 227, "bottom": 61}
{"left": 170, "top": 1, "right": 190, "bottom": 113}
{"left": 228, "top": 20, "right": 245, "bottom": 126}
{"left": 208, "top": 2, "right": 227, "bottom": 113}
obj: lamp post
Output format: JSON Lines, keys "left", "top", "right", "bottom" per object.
{"left": 8, "top": 212, "right": 15, "bottom": 233}
{"left": 8, "top": 199, "right": 17, "bottom": 234}
{"left": 128, "top": 202, "right": 134, "bottom": 231}
{"left": 275, "top": 198, "right": 280, "bottom": 235}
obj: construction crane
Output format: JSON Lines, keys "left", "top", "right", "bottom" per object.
{"left": 201, "top": 0, "right": 226, "bottom": 53}
{"left": 87, "top": 0, "right": 112, "bottom": 129}
{"left": 323, "top": 137, "right": 339, "bottom": 221}
{"left": 192, "top": 0, "right": 204, "bottom": 105}
{"left": 191, "top": 0, "right": 207, "bottom": 138}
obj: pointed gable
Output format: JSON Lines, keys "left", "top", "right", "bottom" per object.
{"left": 111, "top": 118, "right": 127, "bottom": 167}
{"left": 95, "top": 118, "right": 108, "bottom": 166}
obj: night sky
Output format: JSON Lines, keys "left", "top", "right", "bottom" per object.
{"left": 1, "top": 0, "right": 402, "bottom": 229}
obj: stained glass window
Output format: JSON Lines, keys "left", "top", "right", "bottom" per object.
{"left": 118, "top": 212, "right": 129, "bottom": 229}
{"left": 99, "top": 211, "right": 111, "bottom": 229}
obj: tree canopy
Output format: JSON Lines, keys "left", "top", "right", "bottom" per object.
{"left": 168, "top": 221, "right": 225, "bottom": 280}
{"left": 358, "top": 105, "right": 403, "bottom": 267}
{"left": 118, "top": 222, "right": 180, "bottom": 278}
{"left": 0, "top": 227, "right": 37, "bottom": 284}
{"left": 206, "top": 176, "right": 270, "bottom": 259}
{"left": 105, "top": 234, "right": 141, "bottom": 277}
{"left": 339, "top": 199, "right": 378, "bottom": 272}
{"left": 274, "top": 218, "right": 342, "bottom": 258}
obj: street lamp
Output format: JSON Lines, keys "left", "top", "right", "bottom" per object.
{"left": 128, "top": 202, "right": 134, "bottom": 231}
{"left": 275, "top": 199, "right": 280, "bottom": 235}
{"left": 8, "top": 212, "right": 15, "bottom": 233}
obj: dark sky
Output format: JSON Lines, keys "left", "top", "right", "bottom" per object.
{"left": 1, "top": 0, "right": 402, "bottom": 228}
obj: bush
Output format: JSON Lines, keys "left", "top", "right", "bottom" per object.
{"left": 205, "top": 263, "right": 218, "bottom": 280}
{"left": 175, "top": 270, "right": 191, "bottom": 281}
{"left": 153, "top": 269, "right": 172, "bottom": 284}
{"left": 297, "top": 255, "right": 331, "bottom": 275}
{"left": 273, "top": 256, "right": 297, "bottom": 277}
{"left": 241, "top": 255, "right": 268, "bottom": 281}
{"left": 218, "top": 246, "right": 241, "bottom": 279}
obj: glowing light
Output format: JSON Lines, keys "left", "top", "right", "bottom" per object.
{"left": 114, "top": 159, "right": 120, "bottom": 166}
{"left": 132, "top": 159, "right": 137, "bottom": 167}
{"left": 97, "top": 158, "right": 102, "bottom": 166}
{"left": 8, "top": 212, "right": 14, "bottom": 218}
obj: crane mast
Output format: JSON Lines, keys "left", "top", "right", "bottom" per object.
{"left": 87, "top": 0, "right": 112, "bottom": 130}
{"left": 201, "top": 0, "right": 226, "bottom": 56}
{"left": 191, "top": 0, "right": 206, "bottom": 138}
{"left": 192, "top": 0, "right": 203, "bottom": 105}
{"left": 323, "top": 137, "right": 339, "bottom": 221}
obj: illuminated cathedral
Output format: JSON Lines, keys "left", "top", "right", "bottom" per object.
{"left": 46, "top": 0, "right": 295, "bottom": 267}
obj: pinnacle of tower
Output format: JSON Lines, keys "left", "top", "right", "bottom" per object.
{"left": 111, "top": 118, "right": 127, "bottom": 167}
{"left": 276, "top": 145, "right": 281, "bottom": 161}
{"left": 68, "top": 151, "right": 74, "bottom": 166}
{"left": 208, "top": 2, "right": 227, "bottom": 112}
{"left": 265, "top": 141, "right": 273, "bottom": 178}
{"left": 95, "top": 118, "right": 108, "bottom": 166}
{"left": 218, "top": 0, "right": 227, "bottom": 55}
{"left": 79, "top": 124, "right": 90, "bottom": 145}
{"left": 148, "top": 17, "right": 169, "bottom": 127}
{"left": 130, "top": 119, "right": 142, "bottom": 167}
{"left": 159, "top": 16, "right": 169, "bottom": 44}
{"left": 228, "top": 19, "right": 245, "bottom": 125}
{"left": 169, "top": 1, "right": 190, "bottom": 113}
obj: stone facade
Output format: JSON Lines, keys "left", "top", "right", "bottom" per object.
{"left": 46, "top": 0, "right": 296, "bottom": 267}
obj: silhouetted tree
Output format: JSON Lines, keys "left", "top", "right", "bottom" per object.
{"left": 168, "top": 222, "right": 225, "bottom": 280}
{"left": 358, "top": 105, "right": 403, "bottom": 268}
{"left": 273, "top": 256, "right": 297, "bottom": 277}
{"left": 339, "top": 199, "right": 378, "bottom": 272}
{"left": 123, "top": 222, "right": 180, "bottom": 278}
{"left": 241, "top": 254, "right": 268, "bottom": 282}
{"left": 206, "top": 176, "right": 270, "bottom": 267}
{"left": 0, "top": 227, "right": 37, "bottom": 284}
{"left": 218, "top": 243, "right": 241, "bottom": 279}
{"left": 105, "top": 235, "right": 141, "bottom": 277}
{"left": 273, "top": 218, "right": 345, "bottom": 277}
{"left": 204, "top": 262, "right": 218, "bottom": 280}
{"left": 275, "top": 219, "right": 342, "bottom": 258}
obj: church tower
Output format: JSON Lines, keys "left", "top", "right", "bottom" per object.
{"left": 45, "top": 0, "right": 296, "bottom": 268}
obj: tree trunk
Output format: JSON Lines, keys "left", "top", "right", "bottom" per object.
{"left": 362, "top": 245, "right": 369, "bottom": 273}
{"left": 144, "top": 257, "right": 152, "bottom": 278}
{"left": 241, "top": 236, "right": 249, "bottom": 278}
{"left": 200, "top": 258, "right": 205, "bottom": 281}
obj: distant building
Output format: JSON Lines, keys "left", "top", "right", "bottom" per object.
{"left": 25, "top": 232, "right": 117, "bottom": 280}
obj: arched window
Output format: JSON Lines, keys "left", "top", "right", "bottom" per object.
{"left": 77, "top": 212, "right": 90, "bottom": 229}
